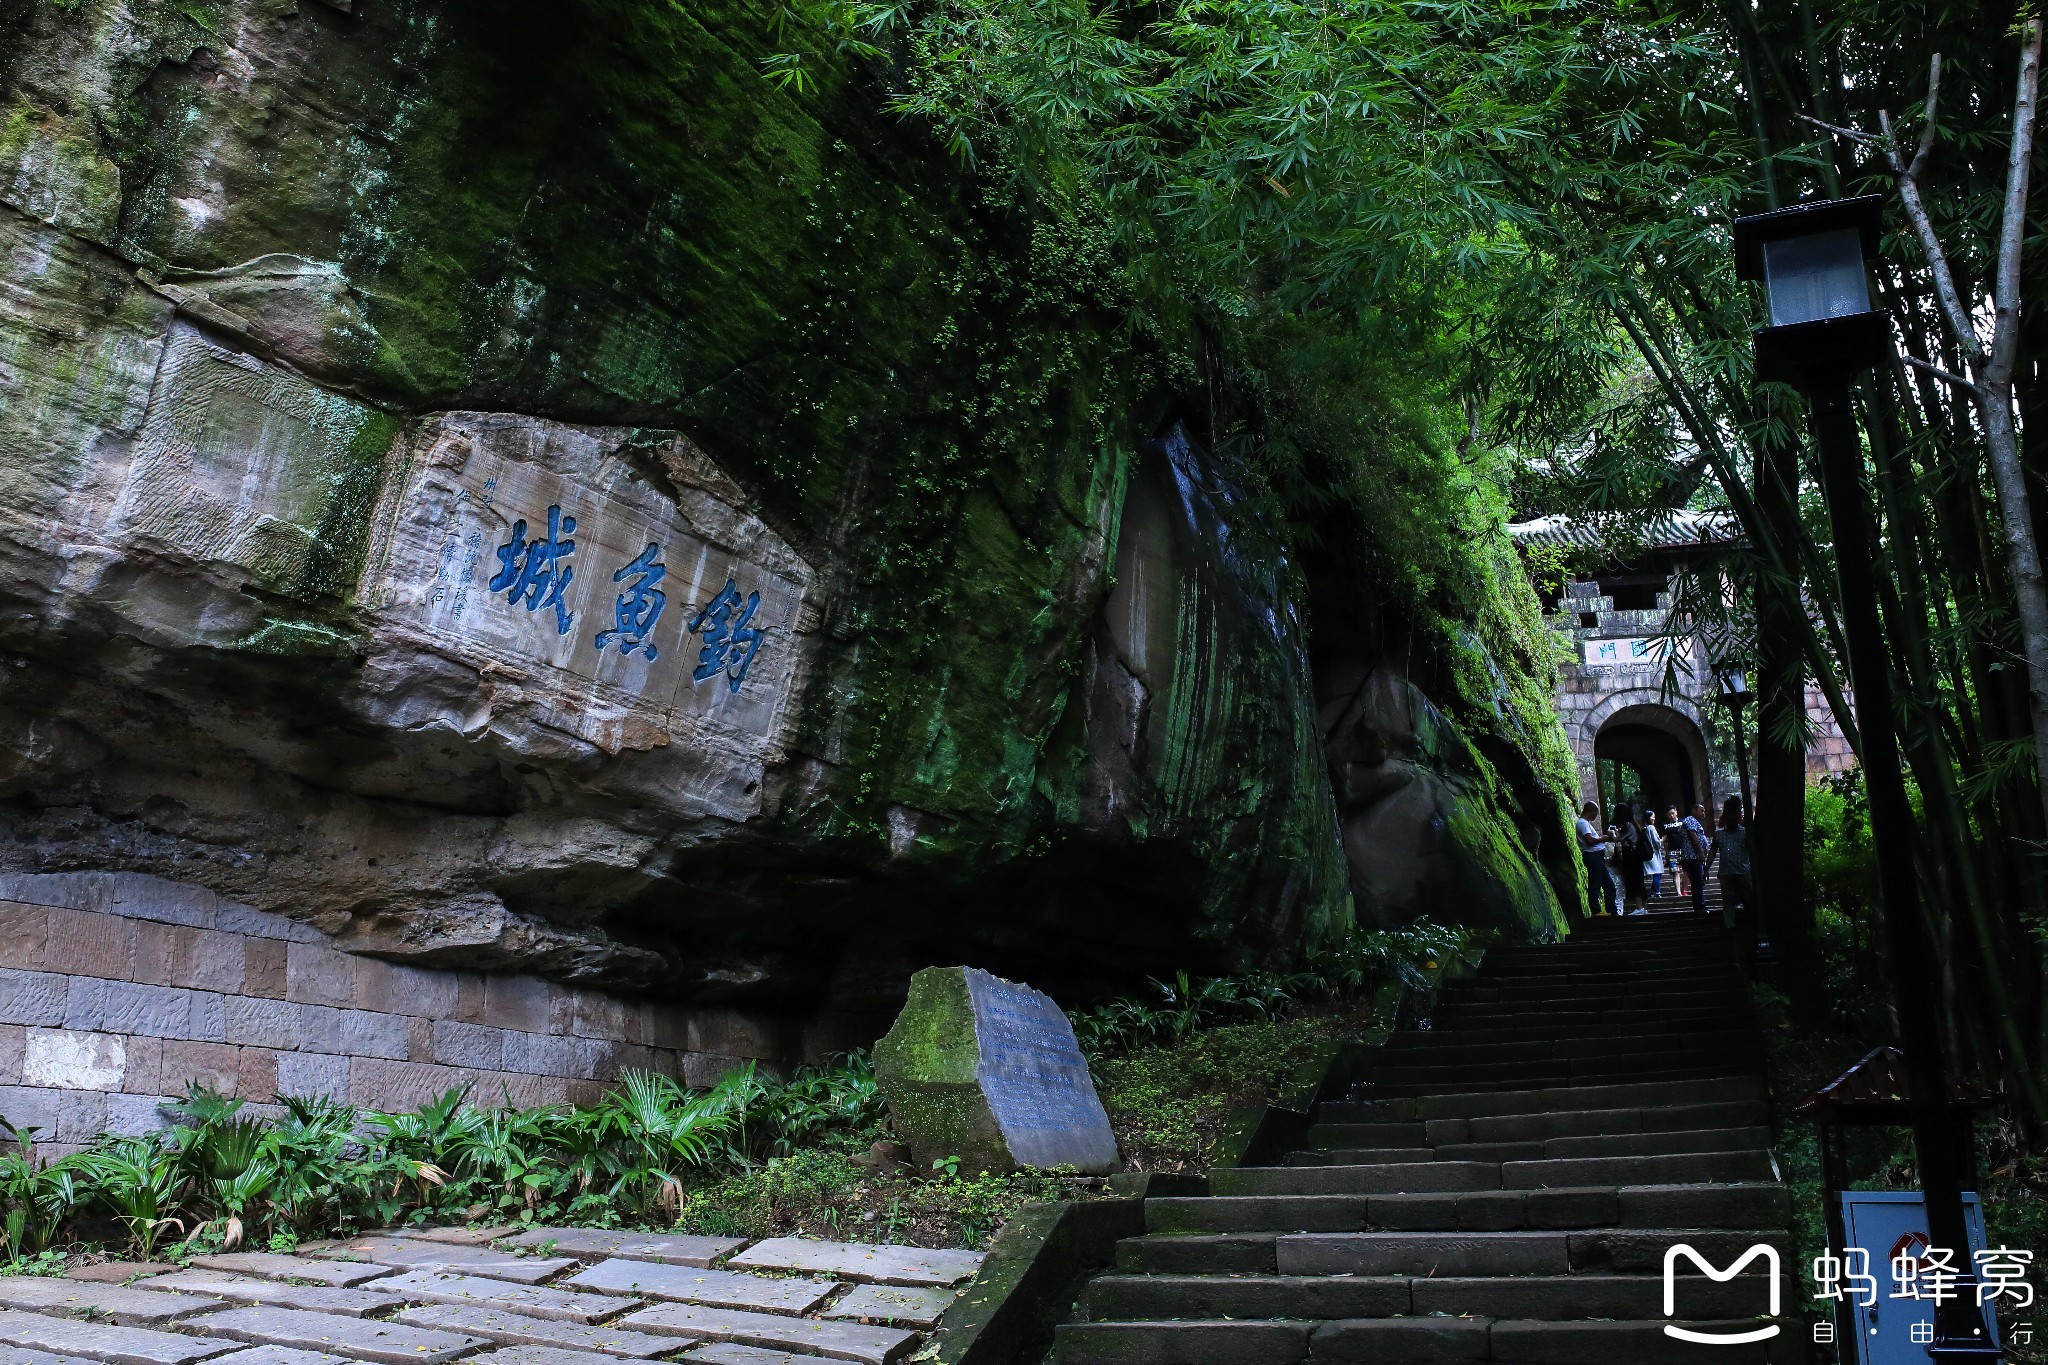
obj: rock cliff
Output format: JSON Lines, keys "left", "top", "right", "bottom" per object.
{"left": 0, "top": 0, "right": 1575, "bottom": 1031}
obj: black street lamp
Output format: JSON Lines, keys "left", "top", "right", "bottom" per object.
{"left": 1714, "top": 660, "right": 1755, "bottom": 822}
{"left": 1733, "top": 195, "right": 2000, "bottom": 1360}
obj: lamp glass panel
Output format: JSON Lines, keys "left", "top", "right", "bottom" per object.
{"left": 1762, "top": 227, "right": 1871, "bottom": 326}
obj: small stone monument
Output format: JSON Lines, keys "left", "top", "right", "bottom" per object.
{"left": 874, "top": 966, "right": 1119, "bottom": 1175}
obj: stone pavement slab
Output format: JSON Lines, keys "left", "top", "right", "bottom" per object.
{"left": 404, "top": 1229, "right": 518, "bottom": 1247}
{"left": 724, "top": 1241, "right": 981, "bottom": 1289}
{"left": 394, "top": 1305, "right": 674, "bottom": 1358}
{"left": 370, "top": 1273, "right": 635, "bottom": 1324}
{"left": 188, "top": 1257, "right": 393, "bottom": 1289}
{"left": 188, "top": 1307, "right": 484, "bottom": 1365}
{"left": 65, "top": 1266, "right": 178, "bottom": 1286}
{"left": 820, "top": 1285, "right": 955, "bottom": 1329}
{"left": 208, "top": 1347, "right": 353, "bottom": 1365}
{"left": 620, "top": 1303, "right": 916, "bottom": 1365}
{"left": 678, "top": 1348, "right": 839, "bottom": 1365}
{"left": 0, "top": 1280, "right": 220, "bottom": 1328}
{"left": 0, "top": 1308, "right": 235, "bottom": 1365}
{"left": 310, "top": 1242, "right": 574, "bottom": 1285}
{"left": 463, "top": 1347, "right": 631, "bottom": 1365}
{"left": 137, "top": 1275, "right": 399, "bottom": 1319}
{"left": 498, "top": 1232, "right": 743, "bottom": 1269}
{"left": 562, "top": 1264, "right": 832, "bottom": 1316}
{"left": 0, "top": 1346, "right": 119, "bottom": 1365}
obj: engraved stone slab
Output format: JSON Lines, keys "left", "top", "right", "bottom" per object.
{"left": 0, "top": 1308, "right": 236, "bottom": 1365}
{"left": 187, "top": 1256, "right": 392, "bottom": 1289}
{"left": 498, "top": 1231, "right": 743, "bottom": 1268}
{"left": 360, "top": 414, "right": 813, "bottom": 810}
{"left": 619, "top": 1304, "right": 915, "bottom": 1365}
{"left": 0, "top": 1278, "right": 220, "bottom": 1327}
{"left": 209, "top": 1347, "right": 353, "bottom": 1365}
{"left": 562, "top": 1263, "right": 830, "bottom": 1315}
{"left": 311, "top": 1240, "right": 574, "bottom": 1284}
{"left": 189, "top": 1307, "right": 484, "bottom": 1365}
{"left": 394, "top": 1305, "right": 675, "bottom": 1358}
{"left": 371, "top": 1272, "right": 635, "bottom": 1323}
{"left": 821, "top": 1285, "right": 956, "bottom": 1329}
{"left": 725, "top": 1240, "right": 981, "bottom": 1290}
{"left": 873, "top": 967, "right": 1117, "bottom": 1175}
{"left": 135, "top": 1275, "right": 398, "bottom": 1318}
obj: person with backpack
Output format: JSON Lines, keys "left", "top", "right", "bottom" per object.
{"left": 1638, "top": 808, "right": 1665, "bottom": 903}
{"left": 1681, "top": 803, "right": 1712, "bottom": 914}
{"left": 1613, "top": 801, "right": 1648, "bottom": 913}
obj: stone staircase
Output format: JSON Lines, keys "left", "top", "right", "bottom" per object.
{"left": 1055, "top": 916, "right": 1807, "bottom": 1364}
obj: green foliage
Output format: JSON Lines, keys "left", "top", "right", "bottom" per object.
{"left": 0, "top": 1057, "right": 888, "bottom": 1257}
{"left": 1067, "top": 918, "right": 1483, "bottom": 1055}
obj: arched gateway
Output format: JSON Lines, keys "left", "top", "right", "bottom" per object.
{"left": 1508, "top": 511, "right": 1853, "bottom": 814}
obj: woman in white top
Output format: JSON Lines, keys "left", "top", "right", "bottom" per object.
{"left": 1638, "top": 808, "right": 1665, "bottom": 909}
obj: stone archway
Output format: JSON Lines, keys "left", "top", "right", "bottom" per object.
{"left": 1578, "top": 689, "right": 1717, "bottom": 818}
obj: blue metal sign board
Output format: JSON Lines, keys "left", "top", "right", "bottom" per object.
{"left": 1839, "top": 1190, "right": 1998, "bottom": 1364}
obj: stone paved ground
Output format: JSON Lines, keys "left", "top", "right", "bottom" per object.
{"left": 0, "top": 1229, "right": 981, "bottom": 1365}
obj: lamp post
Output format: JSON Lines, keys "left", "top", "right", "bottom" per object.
{"left": 1714, "top": 660, "right": 1755, "bottom": 822}
{"left": 1733, "top": 195, "right": 1999, "bottom": 1360}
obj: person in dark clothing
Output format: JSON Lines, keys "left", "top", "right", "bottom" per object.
{"left": 1575, "top": 800, "right": 1617, "bottom": 917}
{"left": 1707, "top": 796, "right": 1756, "bottom": 948}
{"left": 1613, "top": 801, "right": 1647, "bottom": 912}
{"left": 1680, "top": 803, "right": 1712, "bottom": 915}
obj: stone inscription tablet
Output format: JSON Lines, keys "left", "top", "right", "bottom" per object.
{"left": 962, "top": 968, "right": 1118, "bottom": 1172}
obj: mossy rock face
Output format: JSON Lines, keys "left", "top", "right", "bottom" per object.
{"left": 874, "top": 966, "right": 1118, "bottom": 1175}
{"left": 0, "top": 0, "right": 1578, "bottom": 1013}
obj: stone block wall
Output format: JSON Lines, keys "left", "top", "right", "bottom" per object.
{"left": 0, "top": 872, "right": 790, "bottom": 1152}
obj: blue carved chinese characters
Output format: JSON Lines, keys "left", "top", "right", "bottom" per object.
{"left": 688, "top": 579, "right": 765, "bottom": 694}
{"left": 594, "top": 543, "right": 667, "bottom": 660}
{"left": 489, "top": 504, "right": 578, "bottom": 635}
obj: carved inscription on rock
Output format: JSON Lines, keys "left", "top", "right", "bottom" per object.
{"left": 360, "top": 412, "right": 812, "bottom": 803}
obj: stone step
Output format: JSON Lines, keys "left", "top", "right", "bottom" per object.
{"left": 1359, "top": 1047, "right": 1758, "bottom": 1086}
{"left": 1080, "top": 1271, "right": 1793, "bottom": 1322}
{"left": 1212, "top": 1162, "right": 1501, "bottom": 1197}
{"left": 1395, "top": 1015, "right": 1753, "bottom": 1045}
{"left": 1438, "top": 989, "right": 1749, "bottom": 1014}
{"left": 1054, "top": 1316, "right": 1810, "bottom": 1364}
{"left": 1378, "top": 1030, "right": 1761, "bottom": 1060}
{"left": 1501, "top": 1149, "right": 1775, "bottom": 1189}
{"left": 1541, "top": 1125, "right": 1772, "bottom": 1159}
{"left": 1444, "top": 967, "right": 1742, "bottom": 993}
{"left": 1460, "top": 1100, "right": 1770, "bottom": 1143}
{"left": 1272, "top": 1228, "right": 1792, "bottom": 1277}
{"left": 1281, "top": 1147, "right": 1437, "bottom": 1166}
{"left": 1317, "top": 1075, "right": 1765, "bottom": 1124}
{"left": 1423, "top": 1009, "right": 1755, "bottom": 1035}
{"left": 1363, "top": 1062, "right": 1755, "bottom": 1099}
{"left": 1146, "top": 1184, "right": 1691, "bottom": 1235}
{"left": 1115, "top": 1236, "right": 1278, "bottom": 1275}
{"left": 1311, "top": 1100, "right": 1768, "bottom": 1152}
{"left": 191, "top": 1306, "right": 488, "bottom": 1365}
